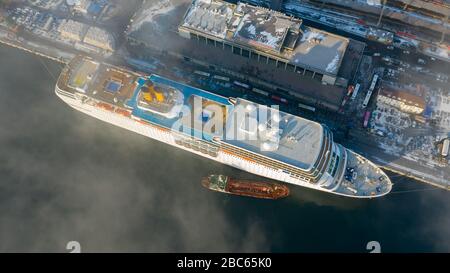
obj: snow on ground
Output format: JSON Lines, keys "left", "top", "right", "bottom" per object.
{"left": 372, "top": 103, "right": 410, "bottom": 131}
{"left": 378, "top": 142, "right": 402, "bottom": 155}
{"left": 427, "top": 89, "right": 450, "bottom": 129}
{"left": 339, "top": 25, "right": 367, "bottom": 37}
{"left": 371, "top": 102, "right": 411, "bottom": 155}
{"left": 394, "top": 36, "right": 419, "bottom": 48}
{"left": 364, "top": 0, "right": 381, "bottom": 6}
{"left": 27, "top": 40, "right": 75, "bottom": 59}
{"left": 436, "top": 96, "right": 450, "bottom": 113}
{"left": 372, "top": 98, "right": 449, "bottom": 169}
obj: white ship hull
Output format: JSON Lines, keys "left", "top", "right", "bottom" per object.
{"left": 55, "top": 78, "right": 388, "bottom": 198}
{"left": 56, "top": 85, "right": 364, "bottom": 197}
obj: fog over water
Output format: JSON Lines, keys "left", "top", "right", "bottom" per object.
{"left": 0, "top": 44, "right": 449, "bottom": 252}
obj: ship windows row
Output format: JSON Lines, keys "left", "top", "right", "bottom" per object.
{"left": 174, "top": 136, "right": 219, "bottom": 157}
{"left": 327, "top": 152, "right": 338, "bottom": 176}
{"left": 310, "top": 131, "right": 333, "bottom": 179}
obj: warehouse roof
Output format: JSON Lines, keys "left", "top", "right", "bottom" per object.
{"left": 180, "top": 0, "right": 349, "bottom": 76}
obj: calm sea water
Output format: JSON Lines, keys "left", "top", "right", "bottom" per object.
{"left": 0, "top": 44, "right": 449, "bottom": 252}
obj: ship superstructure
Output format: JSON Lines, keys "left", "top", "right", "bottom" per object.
{"left": 55, "top": 56, "right": 392, "bottom": 198}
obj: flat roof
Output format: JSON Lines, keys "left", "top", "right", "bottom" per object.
{"left": 223, "top": 98, "right": 324, "bottom": 170}
{"left": 180, "top": 0, "right": 349, "bottom": 76}
{"left": 290, "top": 25, "right": 348, "bottom": 75}
{"left": 232, "top": 3, "right": 301, "bottom": 53}
{"left": 182, "top": 0, "right": 234, "bottom": 39}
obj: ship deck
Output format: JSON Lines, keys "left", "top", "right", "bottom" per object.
{"left": 60, "top": 56, "right": 141, "bottom": 108}
{"left": 62, "top": 57, "right": 233, "bottom": 141}
{"left": 335, "top": 149, "right": 392, "bottom": 197}
{"left": 88, "top": 65, "right": 138, "bottom": 106}
{"left": 67, "top": 59, "right": 99, "bottom": 93}
{"left": 126, "top": 74, "right": 232, "bottom": 140}
{"left": 64, "top": 57, "right": 326, "bottom": 170}
{"left": 223, "top": 98, "right": 324, "bottom": 171}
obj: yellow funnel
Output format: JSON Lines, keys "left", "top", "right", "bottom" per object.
{"left": 143, "top": 91, "right": 153, "bottom": 102}
{"left": 154, "top": 92, "right": 164, "bottom": 102}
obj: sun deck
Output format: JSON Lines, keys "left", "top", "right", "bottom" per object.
{"left": 62, "top": 56, "right": 140, "bottom": 107}
{"left": 88, "top": 65, "right": 139, "bottom": 106}
{"left": 126, "top": 74, "right": 232, "bottom": 140}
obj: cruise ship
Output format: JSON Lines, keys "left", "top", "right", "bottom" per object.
{"left": 55, "top": 56, "right": 392, "bottom": 198}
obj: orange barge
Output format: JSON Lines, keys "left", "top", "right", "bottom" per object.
{"left": 201, "top": 175, "right": 290, "bottom": 200}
